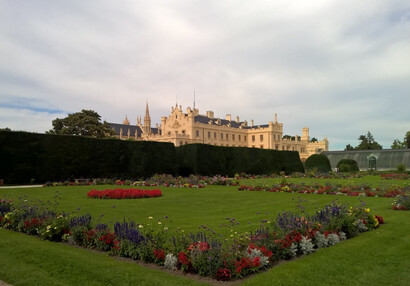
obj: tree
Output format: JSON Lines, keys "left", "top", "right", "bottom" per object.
{"left": 391, "top": 139, "right": 406, "bottom": 149}
{"left": 355, "top": 131, "right": 382, "bottom": 150}
{"left": 345, "top": 144, "right": 354, "bottom": 151}
{"left": 310, "top": 137, "right": 318, "bottom": 143}
{"left": 405, "top": 131, "right": 410, "bottom": 148}
{"left": 47, "top": 110, "right": 115, "bottom": 138}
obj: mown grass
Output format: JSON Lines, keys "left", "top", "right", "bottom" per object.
{"left": 1, "top": 176, "right": 409, "bottom": 285}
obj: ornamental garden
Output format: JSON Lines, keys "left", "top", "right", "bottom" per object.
{"left": 0, "top": 172, "right": 409, "bottom": 285}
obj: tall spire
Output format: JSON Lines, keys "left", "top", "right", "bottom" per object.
{"left": 123, "top": 114, "right": 130, "bottom": 125}
{"left": 143, "top": 101, "right": 151, "bottom": 134}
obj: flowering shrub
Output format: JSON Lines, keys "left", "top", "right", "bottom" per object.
{"left": 392, "top": 194, "right": 410, "bottom": 210}
{"left": 87, "top": 188, "right": 162, "bottom": 199}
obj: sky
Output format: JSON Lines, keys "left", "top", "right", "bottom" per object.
{"left": 1, "top": 0, "right": 409, "bottom": 150}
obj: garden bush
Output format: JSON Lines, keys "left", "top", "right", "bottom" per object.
{"left": 337, "top": 159, "right": 359, "bottom": 172}
{"left": 305, "top": 154, "right": 331, "bottom": 173}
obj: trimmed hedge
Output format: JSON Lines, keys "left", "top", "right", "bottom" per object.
{"left": 0, "top": 132, "right": 304, "bottom": 184}
{"left": 176, "top": 144, "right": 304, "bottom": 176}
{"left": 336, "top": 159, "right": 359, "bottom": 172}
{"left": 305, "top": 154, "right": 331, "bottom": 173}
{"left": 0, "top": 131, "right": 176, "bottom": 184}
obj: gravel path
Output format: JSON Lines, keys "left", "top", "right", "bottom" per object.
{"left": 0, "top": 185, "right": 43, "bottom": 189}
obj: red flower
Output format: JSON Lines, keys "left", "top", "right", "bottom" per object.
{"left": 252, "top": 257, "right": 261, "bottom": 267}
{"left": 87, "top": 188, "right": 162, "bottom": 199}
{"left": 178, "top": 251, "right": 190, "bottom": 266}
{"left": 375, "top": 215, "right": 384, "bottom": 224}
{"left": 216, "top": 268, "right": 232, "bottom": 281}
{"left": 154, "top": 249, "right": 165, "bottom": 261}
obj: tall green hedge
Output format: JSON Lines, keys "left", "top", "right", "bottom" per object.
{"left": 0, "top": 131, "right": 176, "bottom": 184}
{"left": 305, "top": 154, "right": 332, "bottom": 173}
{"left": 0, "top": 131, "right": 304, "bottom": 184}
{"left": 176, "top": 144, "right": 304, "bottom": 176}
{"left": 336, "top": 159, "right": 359, "bottom": 172}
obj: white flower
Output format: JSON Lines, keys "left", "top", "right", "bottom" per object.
{"left": 300, "top": 236, "right": 315, "bottom": 254}
{"left": 138, "top": 225, "right": 143, "bottom": 229}
{"left": 163, "top": 227, "right": 168, "bottom": 231}
{"left": 158, "top": 222, "right": 162, "bottom": 225}
{"left": 314, "top": 232, "right": 328, "bottom": 248}
{"left": 148, "top": 216, "right": 153, "bottom": 220}
{"left": 327, "top": 233, "right": 340, "bottom": 246}
{"left": 164, "top": 254, "right": 178, "bottom": 270}
{"left": 289, "top": 243, "right": 298, "bottom": 258}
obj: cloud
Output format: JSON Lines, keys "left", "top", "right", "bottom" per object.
{"left": 0, "top": 1, "right": 409, "bottom": 150}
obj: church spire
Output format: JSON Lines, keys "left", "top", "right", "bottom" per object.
{"left": 123, "top": 114, "right": 130, "bottom": 125}
{"left": 143, "top": 101, "right": 151, "bottom": 134}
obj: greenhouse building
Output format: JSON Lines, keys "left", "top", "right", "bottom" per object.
{"left": 322, "top": 149, "right": 410, "bottom": 171}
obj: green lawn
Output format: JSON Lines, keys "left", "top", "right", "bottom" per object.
{"left": 1, "top": 177, "right": 409, "bottom": 285}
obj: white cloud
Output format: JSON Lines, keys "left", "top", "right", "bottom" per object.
{"left": 1, "top": 0, "right": 409, "bottom": 150}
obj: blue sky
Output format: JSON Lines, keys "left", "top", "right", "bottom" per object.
{"left": 1, "top": 0, "right": 409, "bottom": 150}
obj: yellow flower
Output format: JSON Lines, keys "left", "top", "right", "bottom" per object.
{"left": 365, "top": 208, "right": 370, "bottom": 213}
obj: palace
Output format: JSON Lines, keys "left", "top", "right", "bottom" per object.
{"left": 108, "top": 103, "right": 328, "bottom": 161}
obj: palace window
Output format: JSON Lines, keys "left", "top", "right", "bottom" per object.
{"left": 252, "top": 135, "right": 255, "bottom": 142}
{"left": 244, "top": 135, "right": 247, "bottom": 141}
{"left": 232, "top": 134, "right": 235, "bottom": 140}
{"left": 208, "top": 131, "right": 211, "bottom": 138}
{"left": 182, "top": 130, "right": 186, "bottom": 135}
{"left": 220, "top": 133, "right": 223, "bottom": 139}
{"left": 260, "top": 145, "right": 264, "bottom": 149}
{"left": 214, "top": 132, "right": 217, "bottom": 139}
{"left": 226, "top": 133, "right": 228, "bottom": 140}
{"left": 238, "top": 135, "right": 241, "bottom": 141}
{"left": 195, "top": 130, "right": 199, "bottom": 137}
{"left": 260, "top": 135, "right": 263, "bottom": 141}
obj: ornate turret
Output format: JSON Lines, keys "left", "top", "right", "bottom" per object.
{"left": 143, "top": 102, "right": 151, "bottom": 134}
{"left": 123, "top": 115, "right": 130, "bottom": 125}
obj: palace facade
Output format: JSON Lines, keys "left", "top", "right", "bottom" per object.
{"left": 108, "top": 103, "right": 328, "bottom": 161}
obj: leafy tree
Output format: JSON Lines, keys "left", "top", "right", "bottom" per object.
{"left": 355, "top": 131, "right": 382, "bottom": 150}
{"left": 345, "top": 144, "right": 354, "bottom": 151}
{"left": 0, "top": 127, "right": 11, "bottom": 131}
{"left": 391, "top": 139, "right": 406, "bottom": 149}
{"left": 47, "top": 110, "right": 115, "bottom": 138}
{"left": 405, "top": 131, "right": 410, "bottom": 148}
{"left": 310, "top": 137, "right": 318, "bottom": 143}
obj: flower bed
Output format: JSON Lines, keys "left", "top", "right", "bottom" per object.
{"left": 392, "top": 194, "right": 410, "bottom": 210}
{"left": 380, "top": 173, "right": 409, "bottom": 180}
{"left": 87, "top": 188, "right": 162, "bottom": 199}
{"left": 238, "top": 183, "right": 407, "bottom": 198}
{"left": 0, "top": 197, "right": 384, "bottom": 281}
